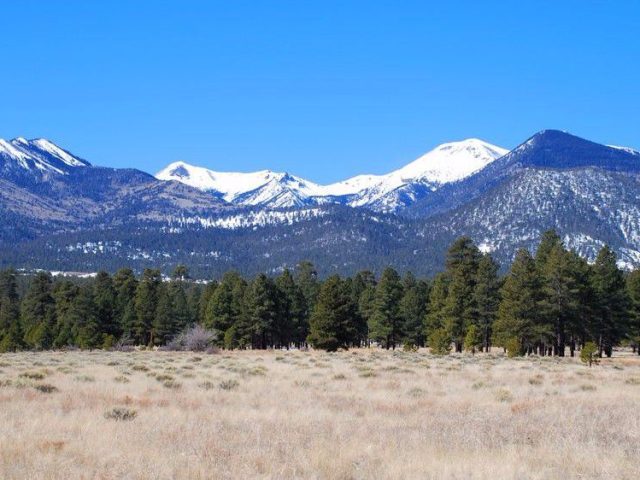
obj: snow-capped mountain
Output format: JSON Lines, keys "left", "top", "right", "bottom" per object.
{"left": 156, "top": 138, "right": 508, "bottom": 211}
{"left": 0, "top": 137, "right": 90, "bottom": 180}
{"left": 408, "top": 130, "right": 640, "bottom": 268}
{"left": 3, "top": 130, "right": 640, "bottom": 277}
{"left": 156, "top": 162, "right": 324, "bottom": 208}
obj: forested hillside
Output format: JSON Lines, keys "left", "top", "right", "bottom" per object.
{"left": 2, "top": 231, "right": 639, "bottom": 357}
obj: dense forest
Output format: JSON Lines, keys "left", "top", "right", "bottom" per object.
{"left": 1, "top": 230, "right": 639, "bottom": 357}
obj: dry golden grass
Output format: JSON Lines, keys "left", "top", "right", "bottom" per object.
{"left": 1, "top": 348, "right": 639, "bottom": 479}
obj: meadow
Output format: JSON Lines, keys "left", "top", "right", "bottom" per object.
{"left": 0, "top": 349, "right": 639, "bottom": 479}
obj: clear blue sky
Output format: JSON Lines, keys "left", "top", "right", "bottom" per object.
{"left": 1, "top": 0, "right": 638, "bottom": 183}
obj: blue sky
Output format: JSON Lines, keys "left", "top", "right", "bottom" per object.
{"left": 1, "top": 0, "right": 638, "bottom": 183}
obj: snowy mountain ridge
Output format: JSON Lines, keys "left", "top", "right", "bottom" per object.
{"left": 156, "top": 138, "right": 509, "bottom": 211}
{"left": 0, "top": 137, "right": 90, "bottom": 176}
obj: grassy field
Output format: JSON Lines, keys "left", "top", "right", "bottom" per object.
{"left": 0, "top": 349, "right": 639, "bottom": 479}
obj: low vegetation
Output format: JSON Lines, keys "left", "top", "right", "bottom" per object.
{"left": 0, "top": 349, "right": 638, "bottom": 479}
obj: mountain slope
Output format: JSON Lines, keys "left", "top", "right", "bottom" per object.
{"left": 406, "top": 130, "right": 640, "bottom": 267}
{"left": 156, "top": 139, "right": 508, "bottom": 211}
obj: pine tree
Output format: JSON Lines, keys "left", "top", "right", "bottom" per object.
{"left": 296, "top": 261, "right": 319, "bottom": 315}
{"left": 307, "top": 275, "right": 357, "bottom": 351}
{"left": 535, "top": 229, "right": 563, "bottom": 267}
{"left": 443, "top": 237, "right": 481, "bottom": 352}
{"left": 369, "top": 267, "right": 404, "bottom": 349}
{"left": 21, "top": 272, "right": 56, "bottom": 349}
{"left": 152, "top": 284, "right": 175, "bottom": 345}
{"left": 590, "top": 246, "right": 629, "bottom": 357}
{"left": 627, "top": 268, "right": 640, "bottom": 355}
{"left": 493, "top": 249, "right": 547, "bottom": 355}
{"left": 52, "top": 280, "right": 80, "bottom": 348}
{"left": 473, "top": 254, "right": 500, "bottom": 352}
{"left": 0, "top": 269, "right": 23, "bottom": 352}
{"left": 204, "top": 282, "right": 235, "bottom": 341}
{"left": 539, "top": 243, "right": 580, "bottom": 356}
{"left": 424, "top": 272, "right": 449, "bottom": 338}
{"left": 172, "top": 264, "right": 190, "bottom": 282}
{"left": 94, "top": 271, "right": 118, "bottom": 339}
{"left": 69, "top": 285, "right": 102, "bottom": 349}
{"left": 399, "top": 273, "right": 429, "bottom": 347}
{"left": 134, "top": 269, "right": 162, "bottom": 345}
{"left": 169, "top": 280, "right": 192, "bottom": 332}
{"left": 113, "top": 268, "right": 138, "bottom": 339}
{"left": 243, "top": 274, "right": 279, "bottom": 349}
{"left": 276, "top": 269, "right": 308, "bottom": 348}
{"left": 351, "top": 270, "right": 376, "bottom": 346}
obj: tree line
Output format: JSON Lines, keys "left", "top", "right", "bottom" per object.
{"left": 1, "top": 231, "right": 639, "bottom": 356}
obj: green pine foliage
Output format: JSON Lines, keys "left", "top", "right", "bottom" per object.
{"left": 0, "top": 231, "right": 636, "bottom": 355}
{"left": 307, "top": 275, "right": 358, "bottom": 351}
{"left": 369, "top": 267, "right": 404, "bottom": 349}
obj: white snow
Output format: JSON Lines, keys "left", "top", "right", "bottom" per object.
{"left": 156, "top": 138, "right": 508, "bottom": 210}
{"left": 607, "top": 145, "right": 640, "bottom": 156}
{"left": 0, "top": 137, "right": 88, "bottom": 174}
{"left": 30, "top": 138, "right": 88, "bottom": 167}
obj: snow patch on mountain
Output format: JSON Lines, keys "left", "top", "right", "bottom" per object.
{"left": 156, "top": 138, "right": 508, "bottom": 211}
{"left": 0, "top": 137, "right": 90, "bottom": 175}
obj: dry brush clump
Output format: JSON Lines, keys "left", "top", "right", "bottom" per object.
{"left": 0, "top": 349, "right": 639, "bottom": 479}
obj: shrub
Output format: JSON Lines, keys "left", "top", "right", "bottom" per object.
{"left": 20, "top": 371, "right": 46, "bottom": 380}
{"left": 104, "top": 407, "right": 137, "bottom": 421}
{"left": 34, "top": 384, "right": 58, "bottom": 393}
{"left": 505, "top": 337, "right": 522, "bottom": 358}
{"left": 464, "top": 325, "right": 480, "bottom": 355}
{"left": 428, "top": 328, "right": 451, "bottom": 356}
{"left": 219, "top": 379, "right": 239, "bottom": 391}
{"left": 580, "top": 342, "right": 600, "bottom": 367}
{"left": 402, "top": 342, "right": 418, "bottom": 352}
{"left": 164, "top": 325, "right": 217, "bottom": 352}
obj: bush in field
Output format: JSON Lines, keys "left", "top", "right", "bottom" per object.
{"left": 164, "top": 325, "right": 217, "bottom": 352}
{"left": 580, "top": 342, "right": 600, "bottom": 367}
{"left": 104, "top": 407, "right": 137, "bottom": 421}
{"left": 464, "top": 325, "right": 480, "bottom": 355}
{"left": 505, "top": 337, "right": 522, "bottom": 358}
{"left": 428, "top": 328, "right": 451, "bottom": 355}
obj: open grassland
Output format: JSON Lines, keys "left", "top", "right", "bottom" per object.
{"left": 1, "top": 349, "right": 639, "bottom": 479}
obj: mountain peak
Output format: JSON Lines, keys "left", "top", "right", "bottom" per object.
{"left": 512, "top": 130, "right": 640, "bottom": 171}
{"left": 0, "top": 136, "right": 90, "bottom": 177}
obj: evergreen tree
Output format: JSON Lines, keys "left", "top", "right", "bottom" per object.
{"left": 198, "top": 280, "right": 218, "bottom": 325}
{"left": 424, "top": 272, "right": 449, "bottom": 338}
{"left": 243, "top": 274, "right": 279, "bottom": 349}
{"left": 399, "top": 273, "right": 429, "bottom": 347}
{"left": 69, "top": 285, "right": 101, "bottom": 349}
{"left": 113, "top": 268, "right": 138, "bottom": 339}
{"left": 0, "top": 269, "right": 23, "bottom": 352}
{"left": 473, "top": 254, "right": 500, "bottom": 352}
{"left": 169, "top": 280, "right": 192, "bottom": 332}
{"left": 535, "top": 229, "right": 563, "bottom": 267}
{"left": 590, "top": 246, "right": 629, "bottom": 357}
{"left": 443, "top": 237, "right": 481, "bottom": 352}
{"left": 539, "top": 243, "right": 580, "bottom": 356}
{"left": 172, "top": 264, "right": 190, "bottom": 281}
{"left": 369, "top": 267, "right": 404, "bottom": 349}
{"left": 295, "top": 261, "right": 319, "bottom": 315}
{"left": 627, "top": 268, "right": 640, "bottom": 355}
{"left": 352, "top": 270, "right": 377, "bottom": 346}
{"left": 134, "top": 269, "right": 162, "bottom": 345}
{"left": 276, "top": 269, "right": 308, "bottom": 348}
{"left": 493, "top": 249, "right": 547, "bottom": 355}
{"left": 21, "top": 272, "right": 56, "bottom": 349}
{"left": 307, "top": 275, "right": 357, "bottom": 351}
{"left": 52, "top": 280, "right": 80, "bottom": 348}
{"left": 152, "top": 284, "right": 176, "bottom": 345}
{"left": 93, "top": 271, "right": 118, "bottom": 339}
